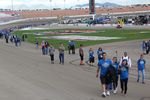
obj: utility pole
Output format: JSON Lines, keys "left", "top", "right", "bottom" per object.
{"left": 49, "top": 0, "right": 52, "bottom": 10}
{"left": 11, "top": 0, "right": 14, "bottom": 11}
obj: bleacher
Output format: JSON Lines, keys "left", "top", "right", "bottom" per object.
{"left": 0, "top": 11, "right": 21, "bottom": 23}
{"left": 14, "top": 5, "right": 150, "bottom": 19}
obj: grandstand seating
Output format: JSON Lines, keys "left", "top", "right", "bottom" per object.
{"left": 0, "top": 6, "right": 150, "bottom": 19}
{"left": 15, "top": 6, "right": 150, "bottom": 19}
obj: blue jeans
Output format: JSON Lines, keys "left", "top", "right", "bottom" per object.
{"left": 45, "top": 47, "right": 48, "bottom": 55}
{"left": 59, "top": 53, "right": 64, "bottom": 64}
{"left": 36, "top": 44, "right": 38, "bottom": 48}
{"left": 138, "top": 70, "right": 145, "bottom": 82}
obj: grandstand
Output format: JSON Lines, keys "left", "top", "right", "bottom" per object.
{"left": 0, "top": 5, "right": 149, "bottom": 19}
{"left": 0, "top": 3, "right": 149, "bottom": 27}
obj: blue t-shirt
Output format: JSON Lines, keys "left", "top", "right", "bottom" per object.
{"left": 137, "top": 59, "right": 146, "bottom": 70}
{"left": 112, "top": 62, "right": 119, "bottom": 75}
{"left": 89, "top": 51, "right": 94, "bottom": 58}
{"left": 69, "top": 41, "right": 75, "bottom": 46}
{"left": 119, "top": 65, "right": 129, "bottom": 80}
{"left": 98, "top": 59, "right": 112, "bottom": 77}
{"left": 97, "top": 50, "right": 103, "bottom": 59}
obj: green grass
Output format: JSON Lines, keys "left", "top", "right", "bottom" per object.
{"left": 13, "top": 28, "right": 150, "bottom": 49}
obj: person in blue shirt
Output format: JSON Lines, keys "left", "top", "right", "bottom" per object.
{"left": 97, "top": 47, "right": 103, "bottom": 61}
{"left": 137, "top": 54, "right": 146, "bottom": 84}
{"left": 68, "top": 40, "right": 71, "bottom": 54}
{"left": 35, "top": 38, "right": 39, "bottom": 49}
{"left": 89, "top": 48, "right": 95, "bottom": 66}
{"left": 119, "top": 59, "right": 129, "bottom": 95}
{"left": 71, "top": 41, "right": 75, "bottom": 54}
{"left": 96, "top": 52, "right": 112, "bottom": 97}
{"left": 68, "top": 40, "right": 75, "bottom": 54}
{"left": 141, "top": 41, "right": 147, "bottom": 54}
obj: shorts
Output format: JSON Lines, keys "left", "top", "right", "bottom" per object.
{"left": 100, "top": 76, "right": 107, "bottom": 84}
{"left": 89, "top": 57, "right": 94, "bottom": 63}
{"left": 100, "top": 74, "right": 112, "bottom": 85}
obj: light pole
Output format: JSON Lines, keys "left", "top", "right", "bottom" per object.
{"left": 11, "top": 0, "right": 14, "bottom": 11}
{"left": 49, "top": 0, "right": 52, "bottom": 17}
{"left": 49, "top": 0, "right": 52, "bottom": 10}
{"left": 64, "top": 0, "right": 66, "bottom": 10}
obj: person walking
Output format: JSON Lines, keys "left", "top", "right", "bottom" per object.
{"left": 119, "top": 59, "right": 129, "bottom": 95}
{"left": 5, "top": 34, "right": 9, "bottom": 43}
{"left": 96, "top": 52, "right": 112, "bottom": 97}
{"left": 35, "top": 38, "right": 39, "bottom": 49}
{"left": 147, "top": 40, "right": 150, "bottom": 54}
{"left": 111, "top": 57, "right": 119, "bottom": 94}
{"left": 68, "top": 40, "right": 71, "bottom": 54}
{"left": 45, "top": 41, "right": 49, "bottom": 55}
{"left": 119, "top": 52, "right": 131, "bottom": 68}
{"left": 137, "top": 54, "right": 146, "bottom": 84}
{"left": 41, "top": 40, "right": 45, "bottom": 55}
{"left": 141, "top": 41, "right": 147, "bottom": 54}
{"left": 79, "top": 44, "right": 84, "bottom": 65}
{"left": 49, "top": 44, "right": 55, "bottom": 64}
{"left": 59, "top": 43, "right": 65, "bottom": 64}
{"left": 97, "top": 47, "right": 104, "bottom": 61}
{"left": 89, "top": 48, "right": 95, "bottom": 66}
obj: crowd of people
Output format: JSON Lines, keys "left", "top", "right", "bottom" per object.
{"left": 1, "top": 35, "right": 147, "bottom": 98}
{"left": 39, "top": 40, "right": 65, "bottom": 65}
{"left": 78, "top": 45, "right": 146, "bottom": 97}
{"left": 2, "top": 33, "right": 22, "bottom": 47}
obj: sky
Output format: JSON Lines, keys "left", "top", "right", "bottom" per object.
{"left": 0, "top": 0, "right": 149, "bottom": 10}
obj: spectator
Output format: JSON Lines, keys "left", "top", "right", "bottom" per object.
{"left": 59, "top": 43, "right": 65, "bottom": 64}
{"left": 89, "top": 48, "right": 95, "bottom": 66}
{"left": 35, "top": 38, "right": 39, "bottom": 49}
{"left": 119, "top": 59, "right": 129, "bottom": 95}
{"left": 41, "top": 40, "right": 45, "bottom": 55}
{"left": 97, "top": 47, "right": 104, "bottom": 61}
{"left": 96, "top": 52, "right": 112, "bottom": 97}
{"left": 137, "top": 54, "right": 146, "bottom": 84}
{"left": 141, "top": 41, "right": 147, "bottom": 54}
{"left": 79, "top": 44, "right": 84, "bottom": 65}
{"left": 119, "top": 52, "right": 132, "bottom": 68}
{"left": 49, "top": 44, "right": 55, "bottom": 64}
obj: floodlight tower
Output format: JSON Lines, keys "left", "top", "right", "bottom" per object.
{"left": 49, "top": 0, "right": 52, "bottom": 10}
{"left": 89, "top": 0, "right": 95, "bottom": 14}
{"left": 11, "top": 0, "right": 14, "bottom": 11}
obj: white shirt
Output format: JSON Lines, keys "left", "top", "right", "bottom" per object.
{"left": 119, "top": 56, "right": 132, "bottom": 68}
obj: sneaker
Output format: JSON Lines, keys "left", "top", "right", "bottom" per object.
{"left": 51, "top": 61, "right": 54, "bottom": 64}
{"left": 121, "top": 90, "right": 123, "bottom": 94}
{"left": 101, "top": 92, "right": 106, "bottom": 97}
{"left": 106, "top": 91, "right": 110, "bottom": 96}
{"left": 113, "top": 89, "right": 117, "bottom": 94}
{"left": 124, "top": 91, "right": 127, "bottom": 95}
{"left": 142, "top": 82, "right": 145, "bottom": 84}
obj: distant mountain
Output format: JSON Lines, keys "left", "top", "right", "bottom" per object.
{"left": 5, "top": 2, "right": 122, "bottom": 10}
{"left": 71, "top": 2, "right": 122, "bottom": 9}
{"left": 7, "top": 4, "right": 49, "bottom": 10}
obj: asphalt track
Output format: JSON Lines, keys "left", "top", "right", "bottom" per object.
{"left": 0, "top": 22, "right": 150, "bottom": 100}
{"left": 0, "top": 34, "right": 150, "bottom": 100}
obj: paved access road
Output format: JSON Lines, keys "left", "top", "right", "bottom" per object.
{"left": 0, "top": 39, "right": 150, "bottom": 100}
